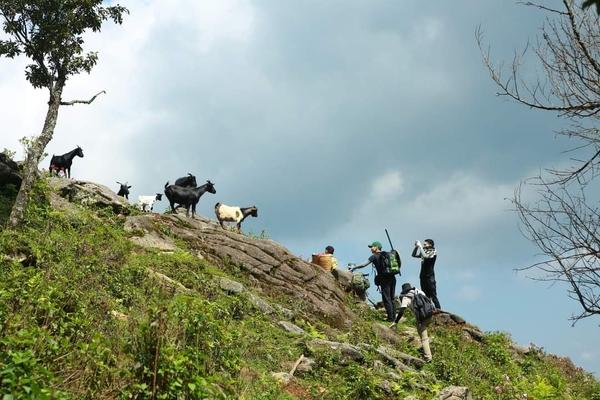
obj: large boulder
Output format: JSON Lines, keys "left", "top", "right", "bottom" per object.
{"left": 48, "top": 178, "right": 131, "bottom": 214}
{"left": 121, "top": 212, "right": 358, "bottom": 328}
{"left": 0, "top": 153, "right": 22, "bottom": 187}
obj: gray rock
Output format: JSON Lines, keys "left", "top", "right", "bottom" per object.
{"left": 50, "top": 178, "right": 130, "bottom": 214}
{"left": 433, "top": 386, "right": 473, "bottom": 400}
{"left": 249, "top": 293, "right": 277, "bottom": 315}
{"left": 147, "top": 269, "right": 190, "bottom": 295}
{"left": 294, "top": 357, "right": 315, "bottom": 375}
{"left": 276, "top": 305, "right": 296, "bottom": 321}
{"left": 217, "top": 277, "right": 245, "bottom": 294}
{"left": 307, "top": 339, "right": 364, "bottom": 363}
{"left": 375, "top": 345, "right": 421, "bottom": 371}
{"left": 463, "top": 327, "right": 485, "bottom": 341}
{"left": 278, "top": 321, "right": 305, "bottom": 335}
{"left": 271, "top": 372, "right": 294, "bottom": 385}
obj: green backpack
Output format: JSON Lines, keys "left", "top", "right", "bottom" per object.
{"left": 378, "top": 249, "right": 401, "bottom": 276}
{"left": 351, "top": 273, "right": 371, "bottom": 292}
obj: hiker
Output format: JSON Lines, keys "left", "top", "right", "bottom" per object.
{"left": 313, "top": 245, "right": 338, "bottom": 271}
{"left": 350, "top": 241, "right": 396, "bottom": 322}
{"left": 412, "top": 239, "right": 441, "bottom": 310}
{"left": 389, "top": 283, "right": 433, "bottom": 363}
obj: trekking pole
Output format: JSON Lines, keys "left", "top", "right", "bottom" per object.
{"left": 385, "top": 228, "right": 394, "bottom": 251}
{"left": 365, "top": 292, "right": 377, "bottom": 307}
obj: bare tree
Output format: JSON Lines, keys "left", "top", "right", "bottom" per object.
{"left": 0, "top": 0, "right": 128, "bottom": 228}
{"left": 477, "top": 0, "right": 600, "bottom": 324}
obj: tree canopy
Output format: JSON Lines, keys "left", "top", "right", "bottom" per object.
{"left": 0, "top": 0, "right": 128, "bottom": 228}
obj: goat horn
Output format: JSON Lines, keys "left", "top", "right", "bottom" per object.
{"left": 188, "top": 173, "right": 193, "bottom": 176}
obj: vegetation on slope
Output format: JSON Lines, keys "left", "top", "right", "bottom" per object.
{"left": 0, "top": 179, "right": 599, "bottom": 399}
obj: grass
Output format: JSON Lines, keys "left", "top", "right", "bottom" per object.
{"left": 0, "top": 178, "right": 599, "bottom": 399}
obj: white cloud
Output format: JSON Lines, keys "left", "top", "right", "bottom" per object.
{"left": 581, "top": 351, "right": 597, "bottom": 361}
{"left": 456, "top": 285, "right": 483, "bottom": 301}
{"left": 371, "top": 170, "right": 404, "bottom": 203}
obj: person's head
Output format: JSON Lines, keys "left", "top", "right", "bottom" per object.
{"left": 367, "top": 241, "right": 382, "bottom": 253}
{"left": 325, "top": 245, "right": 334, "bottom": 255}
{"left": 424, "top": 239, "right": 435, "bottom": 248}
{"left": 400, "top": 283, "right": 413, "bottom": 296}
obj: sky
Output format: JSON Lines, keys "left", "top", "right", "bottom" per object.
{"left": 2, "top": 0, "right": 599, "bottom": 376}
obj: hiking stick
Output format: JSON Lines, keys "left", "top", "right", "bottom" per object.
{"left": 385, "top": 229, "right": 394, "bottom": 251}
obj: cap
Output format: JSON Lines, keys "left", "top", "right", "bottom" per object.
{"left": 367, "top": 241, "right": 383, "bottom": 250}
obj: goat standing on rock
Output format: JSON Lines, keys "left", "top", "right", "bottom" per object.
{"left": 49, "top": 146, "right": 84, "bottom": 178}
{"left": 215, "top": 203, "right": 258, "bottom": 232}
{"left": 174, "top": 173, "right": 197, "bottom": 188}
{"left": 138, "top": 193, "right": 163, "bottom": 212}
{"left": 116, "top": 181, "right": 132, "bottom": 199}
{"left": 164, "top": 180, "right": 216, "bottom": 218}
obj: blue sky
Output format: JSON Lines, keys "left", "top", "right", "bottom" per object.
{"left": 2, "top": 0, "right": 599, "bottom": 376}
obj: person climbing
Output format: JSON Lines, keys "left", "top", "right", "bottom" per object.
{"left": 350, "top": 241, "right": 396, "bottom": 322}
{"left": 389, "top": 282, "right": 434, "bottom": 363}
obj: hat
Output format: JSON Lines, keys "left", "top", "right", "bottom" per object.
{"left": 367, "top": 241, "right": 383, "bottom": 249}
{"left": 400, "top": 283, "right": 413, "bottom": 294}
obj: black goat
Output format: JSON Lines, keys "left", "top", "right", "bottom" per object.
{"left": 49, "top": 146, "right": 84, "bottom": 178}
{"left": 174, "top": 173, "right": 197, "bottom": 187}
{"left": 116, "top": 181, "right": 132, "bottom": 199}
{"left": 164, "top": 180, "right": 216, "bottom": 218}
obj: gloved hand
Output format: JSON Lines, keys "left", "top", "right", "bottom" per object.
{"left": 389, "top": 322, "right": 398, "bottom": 331}
{"left": 415, "top": 240, "right": 421, "bottom": 247}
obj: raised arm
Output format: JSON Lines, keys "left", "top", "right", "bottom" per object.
{"left": 351, "top": 259, "right": 371, "bottom": 271}
{"left": 411, "top": 246, "right": 421, "bottom": 258}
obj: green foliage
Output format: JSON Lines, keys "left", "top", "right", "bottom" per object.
{"left": 0, "top": 183, "right": 18, "bottom": 226}
{"left": 1, "top": 148, "right": 16, "bottom": 159}
{"left": 0, "top": 0, "right": 128, "bottom": 89}
{"left": 245, "top": 228, "right": 270, "bottom": 239}
{"left": 0, "top": 330, "right": 69, "bottom": 399}
{"left": 0, "top": 179, "right": 599, "bottom": 399}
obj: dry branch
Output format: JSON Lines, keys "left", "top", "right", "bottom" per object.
{"left": 60, "top": 90, "right": 106, "bottom": 106}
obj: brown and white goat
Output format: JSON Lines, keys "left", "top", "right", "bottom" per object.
{"left": 214, "top": 203, "right": 258, "bottom": 232}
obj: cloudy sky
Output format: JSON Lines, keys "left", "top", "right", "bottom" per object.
{"left": 2, "top": 0, "right": 599, "bottom": 376}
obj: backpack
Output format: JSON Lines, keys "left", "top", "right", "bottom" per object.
{"left": 412, "top": 291, "right": 435, "bottom": 322}
{"left": 351, "top": 273, "right": 370, "bottom": 292}
{"left": 378, "top": 250, "right": 401, "bottom": 276}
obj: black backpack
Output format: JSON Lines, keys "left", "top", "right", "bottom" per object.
{"left": 377, "top": 250, "right": 401, "bottom": 276}
{"left": 412, "top": 291, "right": 435, "bottom": 322}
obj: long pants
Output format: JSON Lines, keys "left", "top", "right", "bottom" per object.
{"left": 420, "top": 275, "right": 441, "bottom": 310}
{"left": 417, "top": 316, "right": 433, "bottom": 361}
{"left": 379, "top": 275, "right": 397, "bottom": 321}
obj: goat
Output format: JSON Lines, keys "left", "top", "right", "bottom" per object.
{"left": 49, "top": 145, "right": 84, "bottom": 178}
{"left": 214, "top": 203, "right": 258, "bottom": 232}
{"left": 116, "top": 181, "right": 132, "bottom": 199}
{"left": 138, "top": 193, "right": 163, "bottom": 212}
{"left": 174, "top": 173, "right": 197, "bottom": 188}
{"left": 164, "top": 180, "right": 216, "bottom": 218}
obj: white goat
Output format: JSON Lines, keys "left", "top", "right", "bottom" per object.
{"left": 214, "top": 203, "right": 258, "bottom": 232}
{"left": 138, "top": 193, "right": 163, "bottom": 212}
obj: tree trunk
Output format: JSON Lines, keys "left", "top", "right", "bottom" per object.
{"left": 6, "top": 83, "right": 64, "bottom": 229}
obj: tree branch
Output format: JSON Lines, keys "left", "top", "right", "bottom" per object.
{"left": 517, "top": 1, "right": 567, "bottom": 15}
{"left": 60, "top": 90, "right": 106, "bottom": 106}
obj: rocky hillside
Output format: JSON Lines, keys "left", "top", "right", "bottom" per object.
{"left": 0, "top": 176, "right": 598, "bottom": 399}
